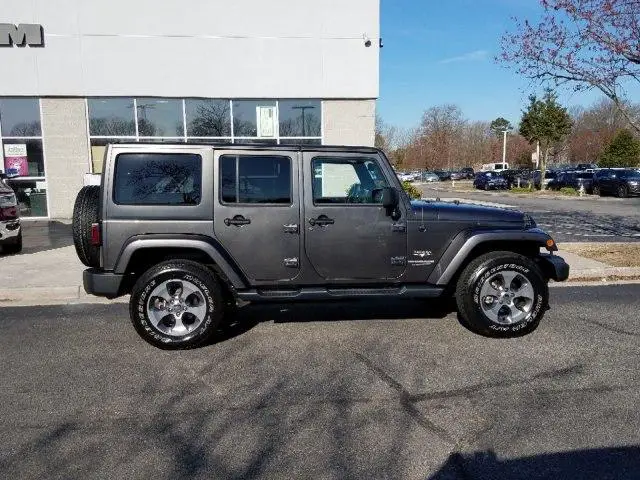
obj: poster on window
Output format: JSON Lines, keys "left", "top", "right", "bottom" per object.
{"left": 256, "top": 106, "right": 276, "bottom": 138}
{"left": 3, "top": 144, "right": 29, "bottom": 177}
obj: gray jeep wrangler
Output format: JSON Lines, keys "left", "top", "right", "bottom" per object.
{"left": 73, "top": 143, "right": 569, "bottom": 349}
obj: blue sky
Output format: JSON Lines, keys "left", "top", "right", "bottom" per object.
{"left": 378, "top": 0, "right": 606, "bottom": 129}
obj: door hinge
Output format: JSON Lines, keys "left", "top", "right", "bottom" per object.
{"left": 392, "top": 223, "right": 406, "bottom": 233}
{"left": 283, "top": 224, "right": 299, "bottom": 234}
{"left": 391, "top": 256, "right": 407, "bottom": 266}
{"left": 284, "top": 257, "right": 299, "bottom": 268}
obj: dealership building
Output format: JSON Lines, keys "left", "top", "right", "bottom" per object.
{"left": 0, "top": 0, "right": 380, "bottom": 219}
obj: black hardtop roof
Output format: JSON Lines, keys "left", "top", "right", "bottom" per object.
{"left": 112, "top": 142, "right": 382, "bottom": 154}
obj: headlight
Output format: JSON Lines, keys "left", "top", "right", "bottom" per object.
{"left": 0, "top": 193, "right": 17, "bottom": 208}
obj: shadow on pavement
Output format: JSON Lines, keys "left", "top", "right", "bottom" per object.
{"left": 0, "top": 221, "right": 73, "bottom": 257}
{"left": 430, "top": 447, "right": 640, "bottom": 480}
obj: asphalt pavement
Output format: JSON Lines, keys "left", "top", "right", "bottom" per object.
{"left": 1, "top": 285, "right": 639, "bottom": 479}
{"left": 420, "top": 184, "right": 640, "bottom": 243}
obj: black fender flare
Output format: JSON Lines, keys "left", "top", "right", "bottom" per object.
{"left": 113, "top": 234, "right": 247, "bottom": 288}
{"left": 428, "top": 228, "right": 556, "bottom": 285}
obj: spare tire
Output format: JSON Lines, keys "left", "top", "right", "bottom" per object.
{"left": 72, "top": 185, "right": 101, "bottom": 268}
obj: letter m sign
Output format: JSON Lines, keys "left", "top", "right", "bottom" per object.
{"left": 0, "top": 24, "right": 44, "bottom": 47}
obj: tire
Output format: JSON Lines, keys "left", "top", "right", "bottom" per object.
{"left": 72, "top": 186, "right": 101, "bottom": 267}
{"left": 2, "top": 231, "right": 22, "bottom": 254}
{"left": 455, "top": 251, "right": 548, "bottom": 337}
{"left": 618, "top": 185, "right": 628, "bottom": 198}
{"left": 593, "top": 185, "right": 602, "bottom": 197}
{"left": 129, "top": 260, "right": 224, "bottom": 349}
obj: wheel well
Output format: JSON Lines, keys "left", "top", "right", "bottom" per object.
{"left": 120, "top": 247, "right": 236, "bottom": 300}
{"left": 444, "top": 241, "right": 541, "bottom": 294}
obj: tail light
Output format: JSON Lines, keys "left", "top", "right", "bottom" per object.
{"left": 90, "top": 223, "right": 101, "bottom": 246}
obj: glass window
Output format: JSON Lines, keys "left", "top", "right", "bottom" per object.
{"left": 136, "top": 99, "right": 184, "bottom": 137}
{"left": 220, "top": 155, "right": 291, "bottom": 204}
{"left": 0, "top": 98, "right": 41, "bottom": 137}
{"left": 88, "top": 98, "right": 136, "bottom": 136}
{"left": 114, "top": 153, "right": 201, "bottom": 205}
{"left": 185, "top": 99, "right": 231, "bottom": 137}
{"left": 278, "top": 100, "right": 321, "bottom": 137}
{"left": 312, "top": 157, "right": 389, "bottom": 204}
{"left": 3, "top": 139, "right": 45, "bottom": 177}
{"left": 7, "top": 179, "right": 48, "bottom": 217}
{"left": 232, "top": 100, "right": 276, "bottom": 137}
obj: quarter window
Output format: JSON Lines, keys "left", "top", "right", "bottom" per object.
{"left": 114, "top": 153, "right": 202, "bottom": 205}
{"left": 311, "top": 157, "right": 389, "bottom": 204}
{"left": 220, "top": 155, "right": 291, "bottom": 204}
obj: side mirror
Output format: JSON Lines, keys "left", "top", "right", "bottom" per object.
{"left": 372, "top": 187, "right": 398, "bottom": 208}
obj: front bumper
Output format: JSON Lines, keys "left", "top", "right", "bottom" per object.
{"left": 537, "top": 254, "right": 570, "bottom": 282}
{"left": 83, "top": 268, "right": 125, "bottom": 298}
{"left": 0, "top": 219, "right": 21, "bottom": 243}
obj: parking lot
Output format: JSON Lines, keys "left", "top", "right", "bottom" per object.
{"left": 420, "top": 184, "right": 640, "bottom": 243}
{"left": 1, "top": 286, "right": 639, "bottom": 479}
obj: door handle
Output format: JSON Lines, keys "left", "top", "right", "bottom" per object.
{"left": 309, "top": 215, "right": 335, "bottom": 227}
{"left": 224, "top": 215, "right": 251, "bottom": 227}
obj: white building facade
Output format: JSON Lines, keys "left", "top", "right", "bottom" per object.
{"left": 0, "top": 0, "right": 380, "bottom": 218}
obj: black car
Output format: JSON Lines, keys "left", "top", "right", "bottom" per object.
{"left": 501, "top": 169, "right": 532, "bottom": 189}
{"left": 593, "top": 169, "right": 640, "bottom": 197}
{"left": 548, "top": 171, "right": 594, "bottom": 193}
{"left": 473, "top": 171, "right": 509, "bottom": 190}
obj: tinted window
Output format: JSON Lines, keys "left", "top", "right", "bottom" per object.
{"left": 278, "top": 100, "right": 321, "bottom": 137}
{"left": 88, "top": 98, "right": 136, "bottom": 136}
{"left": 185, "top": 99, "right": 231, "bottom": 137}
{"left": 312, "top": 157, "right": 389, "bottom": 204}
{"left": 0, "top": 98, "right": 41, "bottom": 137}
{"left": 232, "top": 100, "right": 277, "bottom": 137}
{"left": 622, "top": 169, "right": 640, "bottom": 179}
{"left": 220, "top": 155, "right": 291, "bottom": 204}
{"left": 114, "top": 153, "right": 201, "bottom": 205}
{"left": 136, "top": 98, "right": 184, "bottom": 137}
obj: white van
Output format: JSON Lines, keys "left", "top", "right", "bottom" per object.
{"left": 482, "top": 163, "right": 509, "bottom": 172}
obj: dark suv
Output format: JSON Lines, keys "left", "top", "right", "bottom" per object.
{"left": 593, "top": 169, "right": 640, "bottom": 197}
{"left": 0, "top": 173, "right": 22, "bottom": 254}
{"left": 73, "top": 143, "right": 569, "bottom": 349}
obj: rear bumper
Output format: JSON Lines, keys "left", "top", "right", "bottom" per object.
{"left": 537, "top": 254, "right": 570, "bottom": 282}
{"left": 83, "top": 268, "right": 124, "bottom": 298}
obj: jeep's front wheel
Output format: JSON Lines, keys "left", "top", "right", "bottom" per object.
{"left": 455, "top": 252, "right": 548, "bottom": 337}
{"left": 129, "top": 260, "right": 224, "bottom": 349}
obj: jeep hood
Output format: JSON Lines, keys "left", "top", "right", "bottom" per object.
{"left": 410, "top": 199, "right": 525, "bottom": 226}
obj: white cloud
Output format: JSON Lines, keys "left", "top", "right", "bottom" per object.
{"left": 439, "top": 50, "right": 489, "bottom": 64}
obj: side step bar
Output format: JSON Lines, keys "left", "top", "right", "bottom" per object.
{"left": 236, "top": 285, "right": 444, "bottom": 302}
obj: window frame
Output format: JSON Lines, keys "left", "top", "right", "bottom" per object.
{"left": 218, "top": 154, "right": 294, "bottom": 207}
{"left": 112, "top": 152, "right": 203, "bottom": 207}
{"left": 310, "top": 156, "right": 391, "bottom": 207}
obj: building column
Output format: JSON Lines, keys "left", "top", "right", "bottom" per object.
{"left": 323, "top": 100, "right": 376, "bottom": 147}
{"left": 41, "top": 98, "right": 90, "bottom": 219}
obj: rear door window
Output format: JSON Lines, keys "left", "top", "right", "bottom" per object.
{"left": 114, "top": 153, "right": 202, "bottom": 205}
{"left": 220, "top": 155, "right": 292, "bottom": 204}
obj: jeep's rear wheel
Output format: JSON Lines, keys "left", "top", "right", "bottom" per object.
{"left": 72, "top": 185, "right": 101, "bottom": 267}
{"left": 129, "top": 260, "right": 224, "bottom": 349}
{"left": 455, "top": 251, "right": 548, "bottom": 337}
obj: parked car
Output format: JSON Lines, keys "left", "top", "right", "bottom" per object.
{"left": 473, "top": 171, "right": 509, "bottom": 190}
{"left": 548, "top": 171, "right": 594, "bottom": 193}
{"left": 576, "top": 163, "right": 598, "bottom": 171}
{"left": 500, "top": 169, "right": 532, "bottom": 189}
{"left": 0, "top": 173, "right": 22, "bottom": 254}
{"left": 593, "top": 168, "right": 640, "bottom": 197}
{"left": 72, "top": 142, "right": 568, "bottom": 348}
{"left": 460, "top": 167, "right": 475, "bottom": 179}
{"left": 434, "top": 170, "right": 451, "bottom": 181}
{"left": 531, "top": 170, "right": 559, "bottom": 189}
{"left": 420, "top": 172, "right": 440, "bottom": 182}
{"left": 481, "top": 162, "right": 509, "bottom": 172}
{"left": 450, "top": 171, "right": 467, "bottom": 181}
